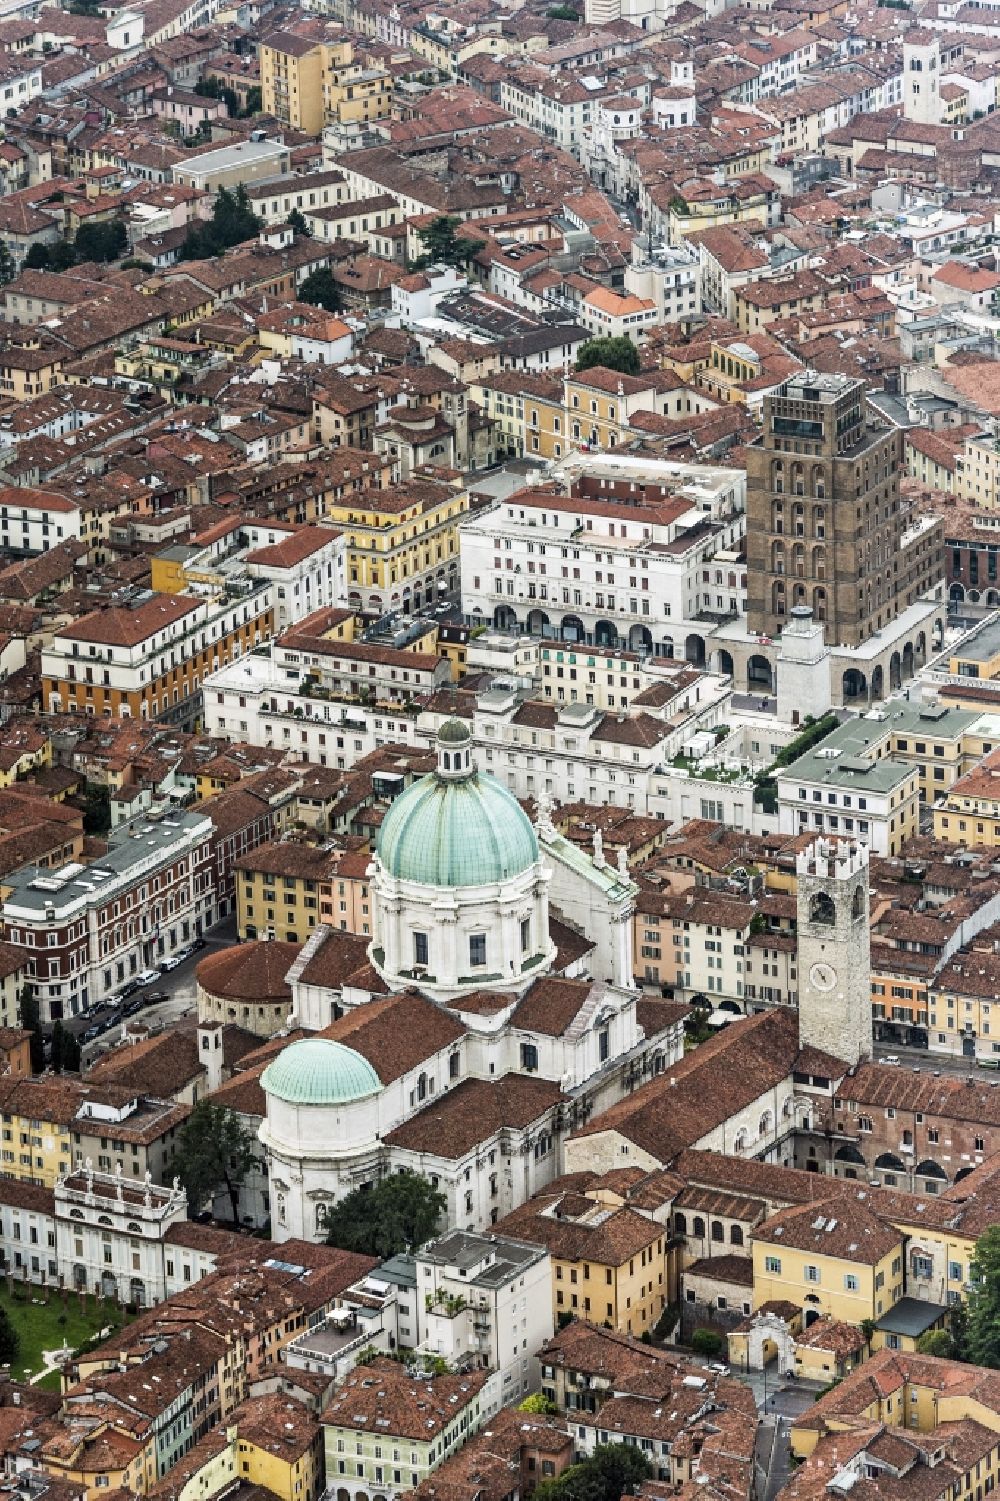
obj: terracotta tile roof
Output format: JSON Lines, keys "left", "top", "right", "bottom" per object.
{"left": 320, "top": 1358, "right": 488, "bottom": 1441}
{"left": 295, "top": 928, "right": 381, "bottom": 993}
{"left": 794, "top": 1316, "right": 866, "bottom": 1357}
{"left": 55, "top": 593, "right": 198, "bottom": 648}
{"left": 319, "top": 992, "right": 464, "bottom": 1083}
{"left": 495, "top": 1197, "right": 661, "bottom": 1266}
{"left": 571, "top": 1009, "right": 808, "bottom": 1165}
{"left": 404, "top": 1404, "right": 573, "bottom": 1501}
{"left": 85, "top": 1031, "right": 203, "bottom": 1099}
{"left": 754, "top": 1197, "right": 901, "bottom": 1265}
{"left": 511, "top": 977, "right": 592, "bottom": 1037}
{"left": 384, "top": 1073, "right": 564, "bottom": 1158}
{"left": 538, "top": 1319, "right": 686, "bottom": 1383}
{"left": 0, "top": 1177, "right": 54, "bottom": 1215}
{"left": 244, "top": 524, "right": 341, "bottom": 569}
{"left": 196, "top": 941, "right": 300, "bottom": 1004}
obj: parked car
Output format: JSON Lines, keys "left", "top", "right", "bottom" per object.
{"left": 82, "top": 1025, "right": 101, "bottom": 1043}
{"left": 122, "top": 1000, "right": 144, "bottom": 1018}
{"left": 143, "top": 991, "right": 168, "bottom": 1004}
{"left": 136, "top": 969, "right": 161, "bottom": 985}
{"left": 119, "top": 979, "right": 140, "bottom": 998}
{"left": 192, "top": 937, "right": 207, "bottom": 950}
{"left": 160, "top": 955, "right": 183, "bottom": 972}
{"left": 881, "top": 1055, "right": 901, "bottom": 1065}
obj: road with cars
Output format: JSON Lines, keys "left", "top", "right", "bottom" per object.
{"left": 51, "top": 918, "right": 239, "bottom": 1063}
{"left": 875, "top": 1042, "right": 1000, "bottom": 1082}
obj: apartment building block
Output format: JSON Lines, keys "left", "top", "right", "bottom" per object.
{"left": 1, "top": 809, "right": 214, "bottom": 1020}
{"left": 41, "top": 587, "right": 274, "bottom": 729}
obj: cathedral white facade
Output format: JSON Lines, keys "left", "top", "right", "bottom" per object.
{"left": 259, "top": 720, "right": 686, "bottom": 1243}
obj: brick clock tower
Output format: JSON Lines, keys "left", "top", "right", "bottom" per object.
{"left": 796, "top": 837, "right": 872, "bottom": 1067}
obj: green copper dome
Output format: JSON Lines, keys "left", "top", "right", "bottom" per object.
{"left": 437, "top": 717, "right": 471, "bottom": 745}
{"left": 261, "top": 1038, "right": 381, "bottom": 1106}
{"left": 377, "top": 745, "right": 539, "bottom": 889}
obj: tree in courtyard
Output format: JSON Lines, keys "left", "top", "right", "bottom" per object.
{"left": 19, "top": 989, "right": 44, "bottom": 1074}
{"left": 172, "top": 1100, "right": 257, "bottom": 1224}
{"left": 52, "top": 240, "right": 77, "bottom": 271}
{"left": 74, "top": 219, "right": 128, "bottom": 263}
{"left": 298, "top": 266, "right": 343, "bottom": 313}
{"left": 287, "top": 207, "right": 310, "bottom": 237}
{"left": 413, "top": 214, "right": 480, "bottom": 269}
{"left": 324, "top": 1171, "right": 446, "bottom": 1259}
{"left": 519, "top": 1392, "right": 559, "bottom": 1414}
{"left": 915, "top": 1329, "right": 955, "bottom": 1358}
{"left": 964, "top": 1226, "right": 1000, "bottom": 1368}
{"left": 83, "top": 785, "right": 111, "bottom": 835}
{"left": 532, "top": 1443, "right": 653, "bottom": 1501}
{"left": 691, "top": 1327, "right": 723, "bottom": 1358}
{"left": 62, "top": 1028, "right": 81, "bottom": 1074}
{"left": 180, "top": 184, "right": 260, "bottom": 260}
{"left": 0, "top": 1304, "right": 19, "bottom": 1367}
{"left": 50, "top": 1020, "right": 66, "bottom": 1074}
{"left": 195, "top": 75, "right": 240, "bottom": 116}
{"left": 574, "top": 336, "right": 640, "bottom": 376}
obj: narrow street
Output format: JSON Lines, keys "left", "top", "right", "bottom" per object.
{"left": 734, "top": 1365, "right": 822, "bottom": 1501}
{"left": 758, "top": 1417, "right": 795, "bottom": 1501}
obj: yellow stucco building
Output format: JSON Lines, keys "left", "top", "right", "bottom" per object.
{"left": 933, "top": 745, "right": 1000, "bottom": 847}
{"left": 0, "top": 726, "right": 52, "bottom": 787}
{"left": 260, "top": 35, "right": 390, "bottom": 137}
{"left": 791, "top": 1347, "right": 1000, "bottom": 1464}
{"left": 326, "top": 479, "right": 468, "bottom": 613}
{"left": 496, "top": 1189, "right": 668, "bottom": 1338}
{"left": 752, "top": 1200, "right": 905, "bottom": 1325}
{"left": 236, "top": 842, "right": 336, "bottom": 943}
{"left": 166, "top": 1395, "right": 323, "bottom": 1501}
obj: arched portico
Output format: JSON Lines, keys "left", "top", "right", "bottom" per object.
{"left": 748, "top": 655, "right": 774, "bottom": 694}
{"left": 738, "top": 1311, "right": 796, "bottom": 1372}
{"left": 842, "top": 668, "right": 868, "bottom": 705}
{"left": 685, "top": 633, "right": 706, "bottom": 667}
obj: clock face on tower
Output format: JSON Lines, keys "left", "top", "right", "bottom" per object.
{"left": 809, "top": 961, "right": 837, "bottom": 992}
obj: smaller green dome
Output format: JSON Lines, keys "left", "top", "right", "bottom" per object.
{"left": 261, "top": 1038, "right": 380, "bottom": 1106}
{"left": 438, "top": 717, "right": 471, "bottom": 744}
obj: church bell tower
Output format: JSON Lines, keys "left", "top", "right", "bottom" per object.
{"left": 796, "top": 837, "right": 872, "bottom": 1067}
